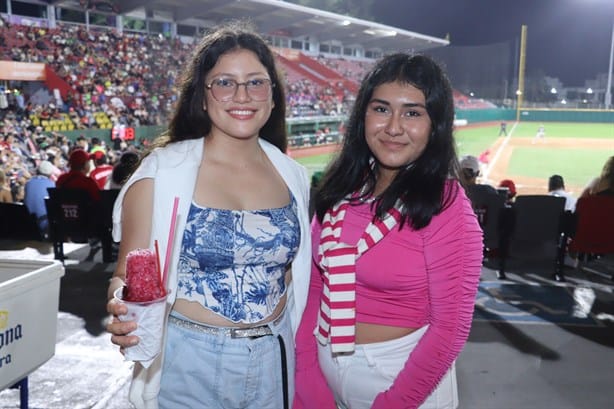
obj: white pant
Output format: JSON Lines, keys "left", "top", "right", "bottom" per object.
{"left": 318, "top": 326, "right": 458, "bottom": 409}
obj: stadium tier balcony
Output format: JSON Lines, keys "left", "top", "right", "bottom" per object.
{"left": 317, "top": 56, "right": 373, "bottom": 84}
{"left": 2, "top": 21, "right": 375, "bottom": 125}
{"left": 453, "top": 90, "right": 497, "bottom": 109}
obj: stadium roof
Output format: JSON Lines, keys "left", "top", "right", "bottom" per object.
{"left": 47, "top": 0, "right": 449, "bottom": 52}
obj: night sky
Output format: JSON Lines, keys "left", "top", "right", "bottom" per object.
{"left": 371, "top": 0, "right": 614, "bottom": 87}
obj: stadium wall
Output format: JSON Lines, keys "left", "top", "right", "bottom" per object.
{"left": 455, "top": 108, "right": 614, "bottom": 124}
{"left": 57, "top": 110, "right": 612, "bottom": 145}
{"left": 58, "top": 125, "right": 164, "bottom": 144}
{"left": 57, "top": 116, "right": 347, "bottom": 145}
{"left": 455, "top": 108, "right": 515, "bottom": 123}
{"left": 517, "top": 108, "right": 614, "bottom": 123}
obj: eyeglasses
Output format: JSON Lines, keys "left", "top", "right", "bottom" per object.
{"left": 205, "top": 77, "right": 274, "bottom": 102}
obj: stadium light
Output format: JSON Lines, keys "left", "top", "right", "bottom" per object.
{"left": 364, "top": 28, "right": 397, "bottom": 37}
{"left": 550, "top": 87, "right": 557, "bottom": 94}
{"left": 586, "top": 88, "right": 594, "bottom": 94}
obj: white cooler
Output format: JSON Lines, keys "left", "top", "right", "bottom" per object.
{"left": 0, "top": 259, "right": 65, "bottom": 391}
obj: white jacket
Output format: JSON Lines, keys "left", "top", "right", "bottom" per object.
{"left": 112, "top": 137, "right": 312, "bottom": 409}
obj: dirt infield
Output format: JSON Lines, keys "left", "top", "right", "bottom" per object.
{"left": 484, "top": 137, "right": 613, "bottom": 195}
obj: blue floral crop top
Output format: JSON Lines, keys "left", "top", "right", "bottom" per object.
{"left": 176, "top": 195, "right": 299, "bottom": 324}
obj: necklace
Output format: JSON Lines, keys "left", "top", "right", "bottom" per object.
{"left": 357, "top": 183, "right": 378, "bottom": 203}
{"left": 357, "top": 158, "right": 380, "bottom": 203}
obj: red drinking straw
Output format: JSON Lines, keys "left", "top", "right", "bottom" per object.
{"left": 154, "top": 239, "right": 163, "bottom": 293}
{"left": 162, "top": 197, "right": 179, "bottom": 290}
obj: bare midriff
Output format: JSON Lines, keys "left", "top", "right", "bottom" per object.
{"left": 355, "top": 322, "right": 418, "bottom": 344}
{"left": 173, "top": 295, "right": 287, "bottom": 328}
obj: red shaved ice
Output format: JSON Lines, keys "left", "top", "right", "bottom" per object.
{"left": 124, "top": 248, "right": 166, "bottom": 302}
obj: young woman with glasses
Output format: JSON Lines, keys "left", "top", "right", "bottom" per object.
{"left": 294, "top": 53, "right": 483, "bottom": 409}
{"left": 105, "top": 21, "right": 311, "bottom": 408}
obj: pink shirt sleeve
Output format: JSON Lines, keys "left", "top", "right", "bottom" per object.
{"left": 372, "top": 186, "right": 483, "bottom": 408}
{"left": 293, "top": 217, "right": 337, "bottom": 409}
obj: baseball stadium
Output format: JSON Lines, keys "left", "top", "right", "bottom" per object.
{"left": 0, "top": 1, "right": 613, "bottom": 408}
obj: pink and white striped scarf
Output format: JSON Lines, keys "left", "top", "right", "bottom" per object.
{"left": 316, "top": 197, "right": 402, "bottom": 353}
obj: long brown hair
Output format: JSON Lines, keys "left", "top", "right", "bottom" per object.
{"left": 152, "top": 20, "right": 287, "bottom": 152}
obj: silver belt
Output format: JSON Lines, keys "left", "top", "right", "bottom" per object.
{"left": 169, "top": 315, "right": 274, "bottom": 339}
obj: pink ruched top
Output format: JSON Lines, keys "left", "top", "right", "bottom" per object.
{"left": 295, "top": 180, "right": 483, "bottom": 409}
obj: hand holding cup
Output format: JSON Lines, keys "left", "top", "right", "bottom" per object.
{"left": 113, "top": 248, "right": 168, "bottom": 368}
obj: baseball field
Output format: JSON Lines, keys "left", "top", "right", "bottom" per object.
{"left": 290, "top": 121, "right": 614, "bottom": 197}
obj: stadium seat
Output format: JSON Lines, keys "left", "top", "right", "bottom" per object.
{"left": 469, "top": 188, "right": 513, "bottom": 279}
{"left": 566, "top": 195, "right": 614, "bottom": 281}
{"left": 500, "top": 195, "right": 566, "bottom": 281}
{"left": 45, "top": 187, "right": 119, "bottom": 263}
{"left": 0, "top": 202, "right": 43, "bottom": 241}
{"left": 471, "top": 188, "right": 507, "bottom": 251}
{"left": 45, "top": 188, "right": 97, "bottom": 262}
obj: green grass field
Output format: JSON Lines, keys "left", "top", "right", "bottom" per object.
{"left": 506, "top": 148, "right": 611, "bottom": 187}
{"left": 295, "top": 121, "right": 613, "bottom": 194}
{"left": 295, "top": 151, "right": 337, "bottom": 176}
{"left": 454, "top": 121, "right": 614, "bottom": 157}
{"left": 454, "top": 125, "right": 501, "bottom": 157}
{"left": 455, "top": 121, "right": 613, "bottom": 191}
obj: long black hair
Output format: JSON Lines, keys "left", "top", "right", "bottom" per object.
{"left": 158, "top": 20, "right": 287, "bottom": 152}
{"left": 315, "top": 53, "right": 459, "bottom": 230}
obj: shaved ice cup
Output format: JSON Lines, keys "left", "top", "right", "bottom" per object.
{"left": 114, "top": 287, "right": 168, "bottom": 368}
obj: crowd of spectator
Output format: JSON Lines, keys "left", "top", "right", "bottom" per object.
{"left": 0, "top": 19, "right": 368, "bottom": 203}
{"left": 284, "top": 78, "right": 352, "bottom": 117}
{"left": 1, "top": 20, "right": 188, "bottom": 129}
{"left": 1, "top": 19, "right": 513, "bottom": 233}
{"left": 0, "top": 17, "right": 498, "bottom": 136}
{"left": 316, "top": 55, "right": 372, "bottom": 82}
{"left": 0, "top": 106, "right": 142, "bottom": 233}
{"left": 0, "top": 20, "right": 373, "bottom": 131}
{"left": 0, "top": 20, "right": 371, "bottom": 231}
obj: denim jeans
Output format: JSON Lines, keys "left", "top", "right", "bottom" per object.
{"left": 158, "top": 309, "right": 294, "bottom": 409}
{"left": 318, "top": 326, "right": 458, "bottom": 409}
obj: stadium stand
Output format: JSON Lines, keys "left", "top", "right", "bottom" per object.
{"left": 1, "top": 4, "right": 614, "bottom": 409}
{"left": 0, "top": 0, "right": 485, "bottom": 256}
{"left": 317, "top": 56, "right": 373, "bottom": 83}
{"left": 453, "top": 90, "right": 498, "bottom": 109}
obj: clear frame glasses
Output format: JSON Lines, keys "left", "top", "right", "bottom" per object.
{"left": 205, "top": 77, "right": 274, "bottom": 102}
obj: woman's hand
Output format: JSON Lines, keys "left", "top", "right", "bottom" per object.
{"left": 106, "top": 297, "right": 139, "bottom": 354}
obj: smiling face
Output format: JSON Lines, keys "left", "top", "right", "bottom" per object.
{"left": 364, "top": 81, "right": 432, "bottom": 184}
{"left": 204, "top": 48, "right": 274, "bottom": 142}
